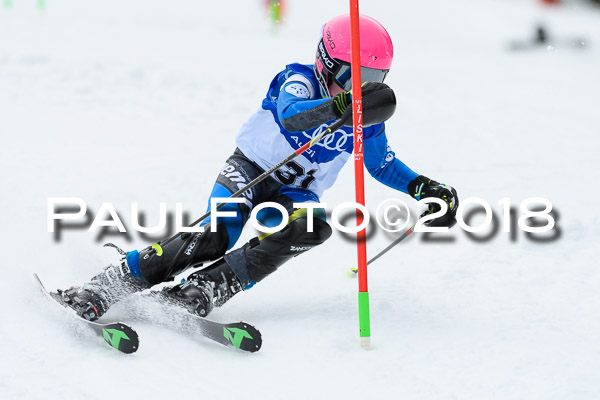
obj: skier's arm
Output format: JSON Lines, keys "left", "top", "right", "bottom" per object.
{"left": 364, "top": 127, "right": 460, "bottom": 226}
{"left": 363, "top": 125, "right": 419, "bottom": 193}
{"left": 279, "top": 81, "right": 396, "bottom": 132}
{"left": 276, "top": 78, "right": 336, "bottom": 130}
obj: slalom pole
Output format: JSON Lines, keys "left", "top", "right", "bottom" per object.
{"left": 144, "top": 113, "right": 351, "bottom": 255}
{"left": 348, "top": 0, "right": 370, "bottom": 349}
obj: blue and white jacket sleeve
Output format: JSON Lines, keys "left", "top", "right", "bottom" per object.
{"left": 277, "top": 75, "right": 338, "bottom": 131}
{"left": 364, "top": 124, "right": 419, "bottom": 194}
{"left": 277, "top": 76, "right": 328, "bottom": 116}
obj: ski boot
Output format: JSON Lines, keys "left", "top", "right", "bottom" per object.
{"left": 159, "top": 257, "right": 243, "bottom": 317}
{"left": 54, "top": 258, "right": 150, "bottom": 321}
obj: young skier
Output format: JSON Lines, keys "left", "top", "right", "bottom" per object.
{"left": 55, "top": 14, "right": 458, "bottom": 321}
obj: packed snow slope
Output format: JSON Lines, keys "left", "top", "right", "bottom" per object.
{"left": 1, "top": 0, "right": 599, "bottom": 399}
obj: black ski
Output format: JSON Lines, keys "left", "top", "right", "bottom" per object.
{"left": 184, "top": 317, "right": 262, "bottom": 353}
{"left": 35, "top": 273, "right": 261, "bottom": 353}
{"left": 130, "top": 297, "right": 263, "bottom": 353}
{"left": 34, "top": 273, "right": 139, "bottom": 354}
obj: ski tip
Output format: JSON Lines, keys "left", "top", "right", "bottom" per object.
{"left": 33, "top": 273, "right": 49, "bottom": 291}
{"left": 347, "top": 268, "right": 358, "bottom": 278}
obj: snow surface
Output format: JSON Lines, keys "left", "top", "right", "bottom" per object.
{"left": 1, "top": 0, "right": 600, "bottom": 399}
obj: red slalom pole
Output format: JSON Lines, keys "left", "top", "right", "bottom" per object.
{"left": 348, "top": 0, "right": 371, "bottom": 349}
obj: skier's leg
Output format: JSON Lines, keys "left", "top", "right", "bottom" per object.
{"left": 231, "top": 189, "right": 332, "bottom": 285}
{"left": 134, "top": 149, "right": 281, "bottom": 284}
{"left": 165, "top": 188, "right": 332, "bottom": 317}
{"left": 57, "top": 149, "right": 280, "bottom": 320}
{"left": 54, "top": 191, "right": 234, "bottom": 321}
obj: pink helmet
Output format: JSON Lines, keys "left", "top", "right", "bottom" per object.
{"left": 314, "top": 14, "right": 393, "bottom": 97}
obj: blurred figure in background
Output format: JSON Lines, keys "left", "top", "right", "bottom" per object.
{"left": 265, "top": 0, "right": 285, "bottom": 26}
{"left": 508, "top": 0, "right": 588, "bottom": 50}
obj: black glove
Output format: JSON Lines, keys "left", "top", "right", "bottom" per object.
{"left": 360, "top": 81, "right": 390, "bottom": 97}
{"left": 282, "top": 82, "right": 394, "bottom": 132}
{"left": 407, "top": 175, "right": 459, "bottom": 227}
{"left": 332, "top": 82, "right": 392, "bottom": 118}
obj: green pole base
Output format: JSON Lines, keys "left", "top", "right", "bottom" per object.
{"left": 358, "top": 291, "right": 371, "bottom": 347}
